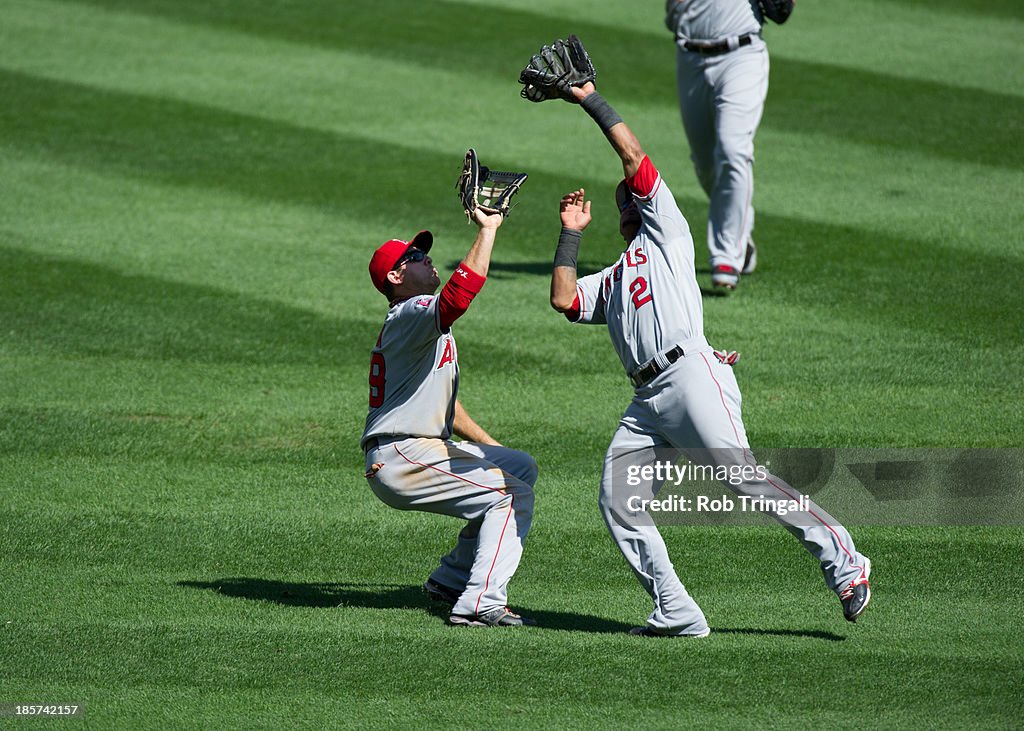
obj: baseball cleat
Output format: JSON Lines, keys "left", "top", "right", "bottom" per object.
{"left": 840, "top": 557, "right": 872, "bottom": 622}
{"left": 448, "top": 607, "right": 536, "bottom": 627}
{"left": 711, "top": 264, "right": 739, "bottom": 292}
{"left": 422, "top": 579, "right": 461, "bottom": 607}
{"left": 629, "top": 626, "right": 711, "bottom": 638}
{"left": 742, "top": 239, "right": 758, "bottom": 275}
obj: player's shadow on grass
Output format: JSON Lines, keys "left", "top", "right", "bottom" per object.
{"left": 179, "top": 578, "right": 633, "bottom": 633}
{"left": 714, "top": 627, "right": 845, "bottom": 642}
{"left": 178, "top": 578, "right": 424, "bottom": 609}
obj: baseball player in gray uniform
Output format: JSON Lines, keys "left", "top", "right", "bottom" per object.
{"left": 665, "top": 0, "right": 775, "bottom": 292}
{"left": 361, "top": 208, "right": 538, "bottom": 628}
{"left": 547, "top": 79, "right": 871, "bottom": 636}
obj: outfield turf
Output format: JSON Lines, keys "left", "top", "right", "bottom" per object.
{"left": 2, "top": 0, "right": 1023, "bottom": 728}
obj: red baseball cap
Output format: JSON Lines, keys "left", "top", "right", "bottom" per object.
{"left": 368, "top": 230, "right": 433, "bottom": 295}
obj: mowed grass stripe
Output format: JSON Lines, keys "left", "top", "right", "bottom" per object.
{"left": 0, "top": 241, "right": 616, "bottom": 378}
{"left": 434, "top": 0, "right": 1024, "bottom": 38}
{"left": 769, "top": 1, "right": 1023, "bottom": 93}
{"left": 0, "top": 68, "right": 464, "bottom": 228}
{"left": 1, "top": 0, "right": 607, "bottom": 183}
{"left": 0, "top": 154, "right": 422, "bottom": 323}
{"left": 6, "top": 640, "right": 1012, "bottom": 728}
{"left": 4, "top": 0, "right": 1023, "bottom": 182}
{"left": 749, "top": 127, "right": 1024, "bottom": 247}
{"left": 874, "top": 0, "right": 1024, "bottom": 22}
{"left": 2, "top": 2, "right": 1021, "bottom": 280}
{"left": 17, "top": 0, "right": 1021, "bottom": 171}
{"left": 3, "top": 2, "right": 1020, "bottom": 252}
{"left": 0, "top": 241, "right": 371, "bottom": 365}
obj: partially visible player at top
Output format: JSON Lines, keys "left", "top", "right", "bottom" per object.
{"left": 361, "top": 208, "right": 538, "bottom": 628}
{"left": 545, "top": 78, "right": 871, "bottom": 636}
{"left": 665, "top": 0, "right": 789, "bottom": 292}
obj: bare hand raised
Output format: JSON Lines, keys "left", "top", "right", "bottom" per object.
{"left": 559, "top": 189, "right": 592, "bottom": 231}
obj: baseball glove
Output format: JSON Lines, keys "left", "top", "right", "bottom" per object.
{"left": 518, "top": 35, "right": 596, "bottom": 103}
{"left": 759, "top": 0, "right": 794, "bottom": 24}
{"left": 456, "top": 148, "right": 528, "bottom": 220}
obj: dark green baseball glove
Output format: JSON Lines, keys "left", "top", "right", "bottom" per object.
{"left": 518, "top": 35, "right": 596, "bottom": 103}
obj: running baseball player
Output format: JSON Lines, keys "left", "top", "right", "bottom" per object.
{"left": 539, "top": 74, "right": 870, "bottom": 636}
{"left": 665, "top": 0, "right": 792, "bottom": 292}
{"left": 361, "top": 208, "right": 538, "bottom": 628}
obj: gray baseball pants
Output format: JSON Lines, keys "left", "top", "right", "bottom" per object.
{"left": 601, "top": 350, "right": 870, "bottom": 635}
{"left": 676, "top": 38, "right": 769, "bottom": 272}
{"left": 365, "top": 437, "right": 537, "bottom": 617}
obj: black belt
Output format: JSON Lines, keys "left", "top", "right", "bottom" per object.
{"left": 684, "top": 32, "right": 757, "bottom": 56}
{"left": 364, "top": 437, "right": 379, "bottom": 453}
{"left": 630, "top": 345, "right": 685, "bottom": 388}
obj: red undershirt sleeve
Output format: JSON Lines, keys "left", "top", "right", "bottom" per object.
{"left": 563, "top": 292, "right": 582, "bottom": 322}
{"left": 437, "top": 262, "right": 486, "bottom": 331}
{"left": 626, "top": 155, "right": 659, "bottom": 199}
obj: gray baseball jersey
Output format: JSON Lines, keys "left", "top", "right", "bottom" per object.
{"left": 571, "top": 156, "right": 711, "bottom": 375}
{"left": 665, "top": 0, "right": 762, "bottom": 41}
{"left": 361, "top": 294, "right": 459, "bottom": 450}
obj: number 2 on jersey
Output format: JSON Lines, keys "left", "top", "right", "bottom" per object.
{"left": 368, "top": 352, "right": 386, "bottom": 407}
{"left": 629, "top": 276, "right": 653, "bottom": 309}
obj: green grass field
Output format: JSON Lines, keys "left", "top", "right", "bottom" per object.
{"left": 2, "top": 0, "right": 1023, "bottom": 727}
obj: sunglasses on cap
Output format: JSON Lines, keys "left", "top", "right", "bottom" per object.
{"left": 392, "top": 248, "right": 427, "bottom": 270}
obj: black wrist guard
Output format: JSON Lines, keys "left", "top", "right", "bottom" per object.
{"left": 580, "top": 92, "right": 623, "bottom": 134}
{"left": 554, "top": 226, "right": 582, "bottom": 269}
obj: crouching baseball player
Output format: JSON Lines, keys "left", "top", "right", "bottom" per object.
{"left": 361, "top": 208, "right": 538, "bottom": 628}
{"left": 523, "top": 45, "right": 871, "bottom": 636}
